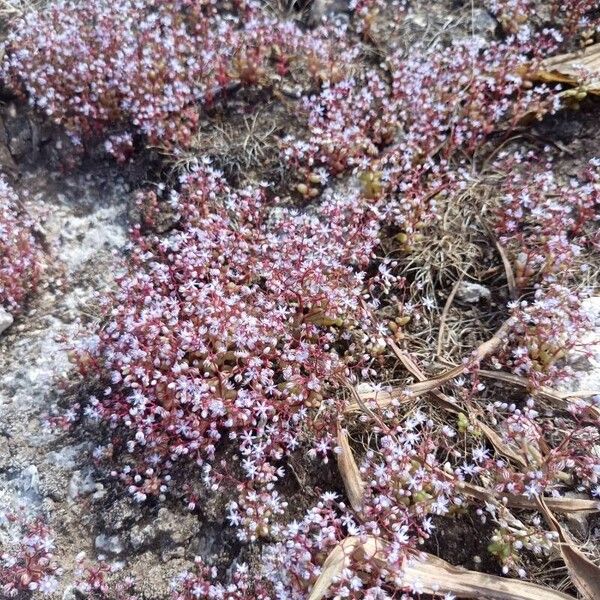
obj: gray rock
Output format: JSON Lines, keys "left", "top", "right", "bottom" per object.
{"left": 0, "top": 308, "right": 13, "bottom": 336}
{"left": 456, "top": 281, "right": 491, "bottom": 304}
{"left": 92, "top": 482, "right": 107, "bottom": 501}
{"left": 46, "top": 443, "right": 89, "bottom": 470}
{"left": 156, "top": 507, "right": 199, "bottom": 544}
{"left": 0, "top": 437, "right": 11, "bottom": 470}
{"left": 161, "top": 546, "right": 185, "bottom": 563}
{"left": 311, "top": 0, "right": 349, "bottom": 21}
{"left": 68, "top": 470, "right": 97, "bottom": 500}
{"left": 61, "top": 586, "right": 79, "bottom": 600}
{"left": 471, "top": 9, "right": 497, "bottom": 36}
{"left": 101, "top": 498, "right": 139, "bottom": 531}
{"left": 564, "top": 492, "right": 590, "bottom": 538}
{"left": 188, "top": 523, "right": 223, "bottom": 561}
{"left": 95, "top": 533, "right": 124, "bottom": 555}
{"left": 130, "top": 522, "right": 158, "bottom": 550}
{"left": 17, "top": 464, "right": 40, "bottom": 495}
{"left": 565, "top": 297, "right": 600, "bottom": 392}
{"left": 5, "top": 111, "right": 32, "bottom": 159}
{"left": 0, "top": 135, "right": 132, "bottom": 600}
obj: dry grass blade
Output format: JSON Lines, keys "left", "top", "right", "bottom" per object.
{"left": 348, "top": 384, "right": 526, "bottom": 466}
{"left": 536, "top": 497, "right": 600, "bottom": 600}
{"left": 346, "top": 381, "right": 391, "bottom": 433}
{"left": 387, "top": 339, "right": 527, "bottom": 466}
{"left": 436, "top": 275, "right": 464, "bottom": 358}
{"left": 0, "top": 0, "right": 28, "bottom": 16}
{"left": 477, "top": 213, "right": 517, "bottom": 300}
{"left": 337, "top": 427, "right": 365, "bottom": 512}
{"left": 351, "top": 331, "right": 530, "bottom": 470}
{"left": 486, "top": 223, "right": 517, "bottom": 301}
{"left": 350, "top": 319, "right": 513, "bottom": 415}
{"left": 406, "top": 318, "right": 514, "bottom": 395}
{"left": 387, "top": 338, "right": 461, "bottom": 413}
{"left": 534, "top": 43, "right": 600, "bottom": 92}
{"left": 459, "top": 482, "right": 600, "bottom": 515}
{"left": 309, "top": 537, "right": 576, "bottom": 600}
{"left": 345, "top": 386, "right": 400, "bottom": 415}
{"left": 404, "top": 552, "right": 576, "bottom": 600}
{"left": 474, "top": 421, "right": 528, "bottom": 468}
{"left": 407, "top": 361, "right": 474, "bottom": 394}
{"left": 306, "top": 537, "right": 366, "bottom": 600}
{"left": 478, "top": 369, "right": 600, "bottom": 416}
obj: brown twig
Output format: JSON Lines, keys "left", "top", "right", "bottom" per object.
{"left": 481, "top": 220, "right": 517, "bottom": 300}
{"left": 347, "top": 319, "right": 515, "bottom": 415}
{"left": 436, "top": 274, "right": 464, "bottom": 359}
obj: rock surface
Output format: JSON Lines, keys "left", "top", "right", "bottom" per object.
{"left": 0, "top": 157, "right": 204, "bottom": 598}
{"left": 0, "top": 307, "right": 13, "bottom": 335}
{"left": 310, "top": 0, "right": 349, "bottom": 21}
{"left": 0, "top": 163, "right": 131, "bottom": 596}
{"left": 456, "top": 281, "right": 491, "bottom": 304}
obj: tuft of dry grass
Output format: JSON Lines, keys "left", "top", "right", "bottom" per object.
{"left": 378, "top": 177, "right": 507, "bottom": 363}
{"left": 0, "top": 0, "right": 42, "bottom": 18}
{"left": 399, "top": 182, "right": 497, "bottom": 297}
{"left": 171, "top": 104, "right": 288, "bottom": 184}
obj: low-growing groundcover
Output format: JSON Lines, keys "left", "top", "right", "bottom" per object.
{"left": 2, "top": 0, "right": 600, "bottom": 598}
{"left": 0, "top": 177, "right": 43, "bottom": 315}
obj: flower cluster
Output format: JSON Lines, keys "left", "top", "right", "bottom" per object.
{"left": 261, "top": 496, "right": 366, "bottom": 599}
{"left": 281, "top": 71, "right": 396, "bottom": 196}
{"left": 486, "top": 512, "right": 556, "bottom": 576}
{"left": 494, "top": 154, "right": 600, "bottom": 289}
{"left": 388, "top": 38, "right": 559, "bottom": 161}
{"left": 0, "top": 176, "right": 43, "bottom": 314}
{"left": 5, "top": 0, "right": 599, "bottom": 596}
{"left": 227, "top": 488, "right": 288, "bottom": 542}
{"left": 349, "top": 0, "right": 408, "bottom": 41}
{"left": 261, "top": 431, "right": 447, "bottom": 600}
{"left": 76, "top": 162, "right": 383, "bottom": 503}
{"left": 0, "top": 507, "right": 60, "bottom": 597}
{"left": 71, "top": 557, "right": 138, "bottom": 600}
{"left": 284, "top": 34, "right": 560, "bottom": 191}
{"left": 172, "top": 559, "right": 271, "bottom": 600}
{"left": 497, "top": 285, "right": 595, "bottom": 387}
{"left": 281, "top": 33, "right": 561, "bottom": 256}
{"left": 2, "top": 0, "right": 354, "bottom": 154}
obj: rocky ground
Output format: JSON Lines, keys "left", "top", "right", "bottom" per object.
{"left": 1, "top": 2, "right": 600, "bottom": 599}
{"left": 0, "top": 110, "right": 212, "bottom": 598}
